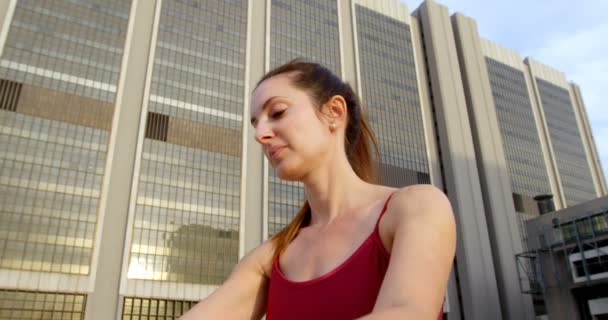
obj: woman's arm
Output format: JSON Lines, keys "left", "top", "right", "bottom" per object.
{"left": 179, "top": 240, "right": 274, "bottom": 320}
{"left": 359, "top": 184, "right": 456, "bottom": 320}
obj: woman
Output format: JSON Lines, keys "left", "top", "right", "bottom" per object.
{"left": 181, "top": 59, "right": 456, "bottom": 319}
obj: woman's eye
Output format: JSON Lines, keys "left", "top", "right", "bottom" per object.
{"left": 271, "top": 110, "right": 285, "bottom": 118}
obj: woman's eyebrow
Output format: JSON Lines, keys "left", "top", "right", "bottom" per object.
{"left": 250, "top": 96, "right": 286, "bottom": 126}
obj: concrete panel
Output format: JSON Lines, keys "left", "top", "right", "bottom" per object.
{"left": 354, "top": 0, "right": 410, "bottom": 24}
{"left": 589, "top": 297, "right": 608, "bottom": 317}
{"left": 243, "top": 0, "right": 267, "bottom": 252}
{"left": 86, "top": 0, "right": 157, "bottom": 319}
{"left": 17, "top": 85, "right": 113, "bottom": 130}
{"left": 526, "top": 58, "right": 569, "bottom": 88}
{"left": 411, "top": 15, "right": 460, "bottom": 318}
{"left": 569, "top": 83, "right": 607, "bottom": 196}
{"left": 410, "top": 16, "right": 442, "bottom": 201}
{"left": 452, "top": 13, "right": 534, "bottom": 320}
{"left": 339, "top": 0, "right": 358, "bottom": 86}
{"left": 0, "top": 0, "right": 16, "bottom": 58}
{"left": 167, "top": 117, "right": 241, "bottom": 157}
{"left": 540, "top": 254, "right": 581, "bottom": 320}
{"left": 480, "top": 38, "right": 523, "bottom": 71}
{"left": 415, "top": 1, "right": 502, "bottom": 319}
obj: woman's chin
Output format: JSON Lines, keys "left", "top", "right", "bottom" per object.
{"left": 273, "top": 162, "right": 304, "bottom": 181}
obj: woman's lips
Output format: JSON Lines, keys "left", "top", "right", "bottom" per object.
{"left": 270, "top": 146, "right": 285, "bottom": 160}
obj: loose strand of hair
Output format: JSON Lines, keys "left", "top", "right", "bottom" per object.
{"left": 271, "top": 201, "right": 310, "bottom": 262}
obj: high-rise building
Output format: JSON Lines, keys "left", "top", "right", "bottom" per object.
{"left": 441, "top": 5, "right": 607, "bottom": 319}
{"left": 0, "top": 0, "right": 605, "bottom": 319}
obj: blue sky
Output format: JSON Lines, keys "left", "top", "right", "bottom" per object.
{"left": 401, "top": 0, "right": 608, "bottom": 185}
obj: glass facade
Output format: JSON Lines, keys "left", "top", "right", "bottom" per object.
{"left": 355, "top": 5, "right": 430, "bottom": 188}
{"left": 485, "top": 58, "right": 552, "bottom": 246}
{"left": 267, "top": 0, "right": 341, "bottom": 236}
{"left": 270, "top": 0, "right": 341, "bottom": 73}
{"left": 122, "top": 297, "right": 195, "bottom": 320}
{"left": 126, "top": 0, "right": 247, "bottom": 286}
{"left": 0, "top": 290, "right": 86, "bottom": 320}
{"left": 0, "top": 0, "right": 131, "bottom": 299}
{"left": 536, "top": 78, "right": 596, "bottom": 206}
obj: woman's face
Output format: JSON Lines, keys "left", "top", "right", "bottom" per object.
{"left": 250, "top": 74, "right": 334, "bottom": 180}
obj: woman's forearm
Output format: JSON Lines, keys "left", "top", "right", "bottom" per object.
{"left": 356, "top": 305, "right": 436, "bottom": 320}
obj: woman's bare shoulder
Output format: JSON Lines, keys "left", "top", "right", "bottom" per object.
{"left": 243, "top": 239, "right": 276, "bottom": 278}
{"left": 389, "top": 184, "right": 449, "bottom": 211}
{"left": 379, "top": 184, "right": 453, "bottom": 244}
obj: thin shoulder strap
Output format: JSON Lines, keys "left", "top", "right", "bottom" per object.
{"left": 374, "top": 191, "right": 397, "bottom": 229}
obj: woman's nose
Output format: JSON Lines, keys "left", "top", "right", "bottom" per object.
{"left": 254, "top": 122, "right": 274, "bottom": 144}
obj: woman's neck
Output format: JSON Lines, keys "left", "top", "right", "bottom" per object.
{"left": 301, "top": 154, "right": 374, "bottom": 226}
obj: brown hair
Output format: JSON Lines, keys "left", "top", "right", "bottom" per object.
{"left": 255, "top": 59, "right": 380, "bottom": 261}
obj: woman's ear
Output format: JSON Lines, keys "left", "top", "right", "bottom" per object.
{"left": 322, "top": 95, "right": 348, "bottom": 129}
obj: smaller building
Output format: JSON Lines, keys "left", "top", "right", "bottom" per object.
{"left": 521, "top": 196, "right": 608, "bottom": 319}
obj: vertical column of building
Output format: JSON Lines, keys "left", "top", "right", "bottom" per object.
{"left": 87, "top": 0, "right": 157, "bottom": 318}
{"left": 526, "top": 59, "right": 597, "bottom": 207}
{"left": 0, "top": 0, "right": 133, "bottom": 318}
{"left": 410, "top": 14, "right": 461, "bottom": 318}
{"left": 569, "top": 83, "right": 607, "bottom": 196}
{"left": 414, "top": 1, "right": 502, "bottom": 319}
{"left": 338, "top": 0, "right": 357, "bottom": 85}
{"left": 409, "top": 19, "right": 442, "bottom": 193}
{"left": 265, "top": 0, "right": 342, "bottom": 237}
{"left": 243, "top": 0, "right": 269, "bottom": 254}
{"left": 451, "top": 13, "right": 535, "bottom": 320}
{"left": 0, "top": 0, "right": 15, "bottom": 57}
{"left": 114, "top": 0, "right": 250, "bottom": 318}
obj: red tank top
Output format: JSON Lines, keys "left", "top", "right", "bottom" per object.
{"left": 266, "top": 193, "right": 444, "bottom": 319}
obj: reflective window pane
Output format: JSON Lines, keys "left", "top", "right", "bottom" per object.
{"left": 127, "top": 0, "right": 247, "bottom": 285}
{"left": 0, "top": 0, "right": 131, "bottom": 275}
